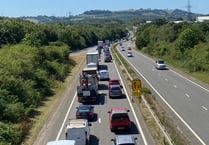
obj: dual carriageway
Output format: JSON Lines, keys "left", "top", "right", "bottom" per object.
{"left": 34, "top": 41, "right": 209, "bottom": 145}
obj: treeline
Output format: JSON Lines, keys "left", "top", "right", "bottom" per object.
{"left": 135, "top": 19, "right": 209, "bottom": 73}
{"left": 0, "top": 18, "right": 127, "bottom": 145}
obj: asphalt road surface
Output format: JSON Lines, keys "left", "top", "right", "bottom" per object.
{"left": 117, "top": 41, "right": 209, "bottom": 145}
{"left": 34, "top": 46, "right": 155, "bottom": 145}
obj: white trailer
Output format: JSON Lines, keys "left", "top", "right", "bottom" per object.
{"left": 46, "top": 140, "right": 75, "bottom": 145}
{"left": 86, "top": 51, "right": 99, "bottom": 67}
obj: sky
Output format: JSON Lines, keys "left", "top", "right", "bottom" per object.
{"left": 0, "top": 0, "right": 209, "bottom": 17}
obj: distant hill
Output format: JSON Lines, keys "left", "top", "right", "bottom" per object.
{"left": 21, "top": 9, "right": 203, "bottom": 23}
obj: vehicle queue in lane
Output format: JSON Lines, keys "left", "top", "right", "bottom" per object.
{"left": 54, "top": 44, "right": 147, "bottom": 145}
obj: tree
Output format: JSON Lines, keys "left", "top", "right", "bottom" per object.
{"left": 176, "top": 28, "right": 200, "bottom": 54}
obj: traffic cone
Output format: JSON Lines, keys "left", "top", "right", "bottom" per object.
{"left": 131, "top": 97, "right": 135, "bottom": 103}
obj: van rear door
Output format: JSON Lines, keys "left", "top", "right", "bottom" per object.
{"left": 67, "top": 128, "right": 86, "bottom": 145}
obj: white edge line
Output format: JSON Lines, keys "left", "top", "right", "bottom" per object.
{"left": 170, "top": 69, "right": 209, "bottom": 93}
{"left": 56, "top": 93, "right": 77, "bottom": 140}
{"left": 124, "top": 57, "right": 206, "bottom": 145}
{"left": 113, "top": 58, "right": 149, "bottom": 145}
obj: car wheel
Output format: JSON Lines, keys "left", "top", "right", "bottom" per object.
{"left": 110, "top": 128, "right": 114, "bottom": 132}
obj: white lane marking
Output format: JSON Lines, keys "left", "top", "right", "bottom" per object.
{"left": 98, "top": 118, "right": 101, "bottom": 123}
{"left": 122, "top": 56, "right": 206, "bottom": 145}
{"left": 113, "top": 59, "right": 148, "bottom": 145}
{"left": 185, "top": 93, "right": 190, "bottom": 98}
{"left": 201, "top": 106, "right": 208, "bottom": 111}
{"left": 165, "top": 78, "right": 168, "bottom": 81}
{"left": 56, "top": 92, "right": 77, "bottom": 140}
{"left": 173, "top": 85, "right": 177, "bottom": 88}
{"left": 170, "top": 69, "right": 209, "bottom": 94}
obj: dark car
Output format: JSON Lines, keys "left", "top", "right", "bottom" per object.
{"left": 104, "top": 53, "right": 112, "bottom": 62}
{"left": 76, "top": 104, "right": 94, "bottom": 120}
{"left": 108, "top": 107, "right": 131, "bottom": 132}
{"left": 109, "top": 84, "right": 122, "bottom": 98}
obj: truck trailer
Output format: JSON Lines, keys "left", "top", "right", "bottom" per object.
{"left": 86, "top": 51, "right": 99, "bottom": 68}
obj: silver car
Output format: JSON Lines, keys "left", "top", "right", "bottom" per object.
{"left": 98, "top": 70, "right": 109, "bottom": 80}
{"left": 111, "top": 135, "right": 137, "bottom": 145}
{"left": 155, "top": 59, "right": 166, "bottom": 70}
{"left": 127, "top": 51, "right": 133, "bottom": 57}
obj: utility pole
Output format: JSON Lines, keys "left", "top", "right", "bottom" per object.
{"left": 187, "top": 0, "right": 192, "bottom": 21}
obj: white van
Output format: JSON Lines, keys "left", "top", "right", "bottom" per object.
{"left": 65, "top": 119, "right": 90, "bottom": 145}
{"left": 46, "top": 140, "right": 75, "bottom": 145}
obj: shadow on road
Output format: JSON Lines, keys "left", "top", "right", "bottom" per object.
{"left": 89, "top": 135, "right": 99, "bottom": 145}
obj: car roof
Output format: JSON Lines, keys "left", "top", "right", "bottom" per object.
{"left": 78, "top": 104, "right": 91, "bottom": 109}
{"left": 109, "top": 78, "right": 119, "bottom": 81}
{"left": 99, "top": 70, "right": 108, "bottom": 72}
{"left": 115, "top": 135, "right": 135, "bottom": 144}
{"left": 109, "top": 84, "right": 121, "bottom": 88}
{"left": 111, "top": 107, "right": 127, "bottom": 113}
{"left": 47, "top": 140, "right": 75, "bottom": 145}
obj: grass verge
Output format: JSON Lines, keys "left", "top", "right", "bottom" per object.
{"left": 22, "top": 52, "right": 86, "bottom": 145}
{"left": 112, "top": 44, "right": 190, "bottom": 145}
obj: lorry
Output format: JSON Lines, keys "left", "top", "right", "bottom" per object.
{"left": 65, "top": 119, "right": 91, "bottom": 145}
{"left": 77, "top": 67, "right": 98, "bottom": 103}
{"left": 86, "top": 51, "right": 99, "bottom": 68}
{"left": 97, "top": 40, "right": 103, "bottom": 48}
{"left": 105, "top": 40, "right": 111, "bottom": 47}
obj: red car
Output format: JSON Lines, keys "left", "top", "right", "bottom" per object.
{"left": 108, "top": 107, "right": 131, "bottom": 132}
{"left": 128, "top": 47, "right": 132, "bottom": 50}
{"left": 109, "top": 78, "right": 120, "bottom": 86}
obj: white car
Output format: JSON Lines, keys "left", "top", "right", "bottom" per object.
{"left": 127, "top": 51, "right": 133, "bottom": 57}
{"left": 120, "top": 46, "right": 125, "bottom": 51}
{"left": 155, "top": 59, "right": 167, "bottom": 70}
{"left": 111, "top": 135, "right": 137, "bottom": 145}
{"left": 98, "top": 69, "right": 109, "bottom": 80}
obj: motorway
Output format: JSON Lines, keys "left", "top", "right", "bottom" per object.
{"left": 34, "top": 46, "right": 155, "bottom": 145}
{"left": 118, "top": 41, "right": 209, "bottom": 145}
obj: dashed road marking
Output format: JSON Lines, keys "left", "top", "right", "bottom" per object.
{"left": 185, "top": 93, "right": 190, "bottom": 98}
{"left": 201, "top": 106, "right": 208, "bottom": 111}
{"left": 98, "top": 118, "right": 101, "bottom": 123}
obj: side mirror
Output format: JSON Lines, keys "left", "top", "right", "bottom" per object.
{"left": 108, "top": 111, "right": 111, "bottom": 113}
{"left": 120, "top": 85, "right": 123, "bottom": 88}
{"left": 88, "top": 123, "right": 92, "bottom": 126}
{"left": 127, "top": 109, "right": 130, "bottom": 112}
{"left": 134, "top": 137, "right": 138, "bottom": 140}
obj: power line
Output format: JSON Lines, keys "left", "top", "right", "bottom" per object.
{"left": 187, "top": 0, "right": 192, "bottom": 21}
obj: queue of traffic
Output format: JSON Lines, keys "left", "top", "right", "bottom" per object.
{"left": 47, "top": 40, "right": 137, "bottom": 145}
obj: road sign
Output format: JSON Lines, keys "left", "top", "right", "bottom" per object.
{"left": 132, "top": 79, "right": 141, "bottom": 91}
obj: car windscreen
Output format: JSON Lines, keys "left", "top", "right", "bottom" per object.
{"left": 110, "top": 85, "right": 120, "bottom": 90}
{"left": 78, "top": 107, "right": 90, "bottom": 113}
{"left": 158, "top": 60, "right": 164, "bottom": 64}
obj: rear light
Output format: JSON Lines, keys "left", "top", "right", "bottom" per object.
{"left": 76, "top": 113, "right": 80, "bottom": 116}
